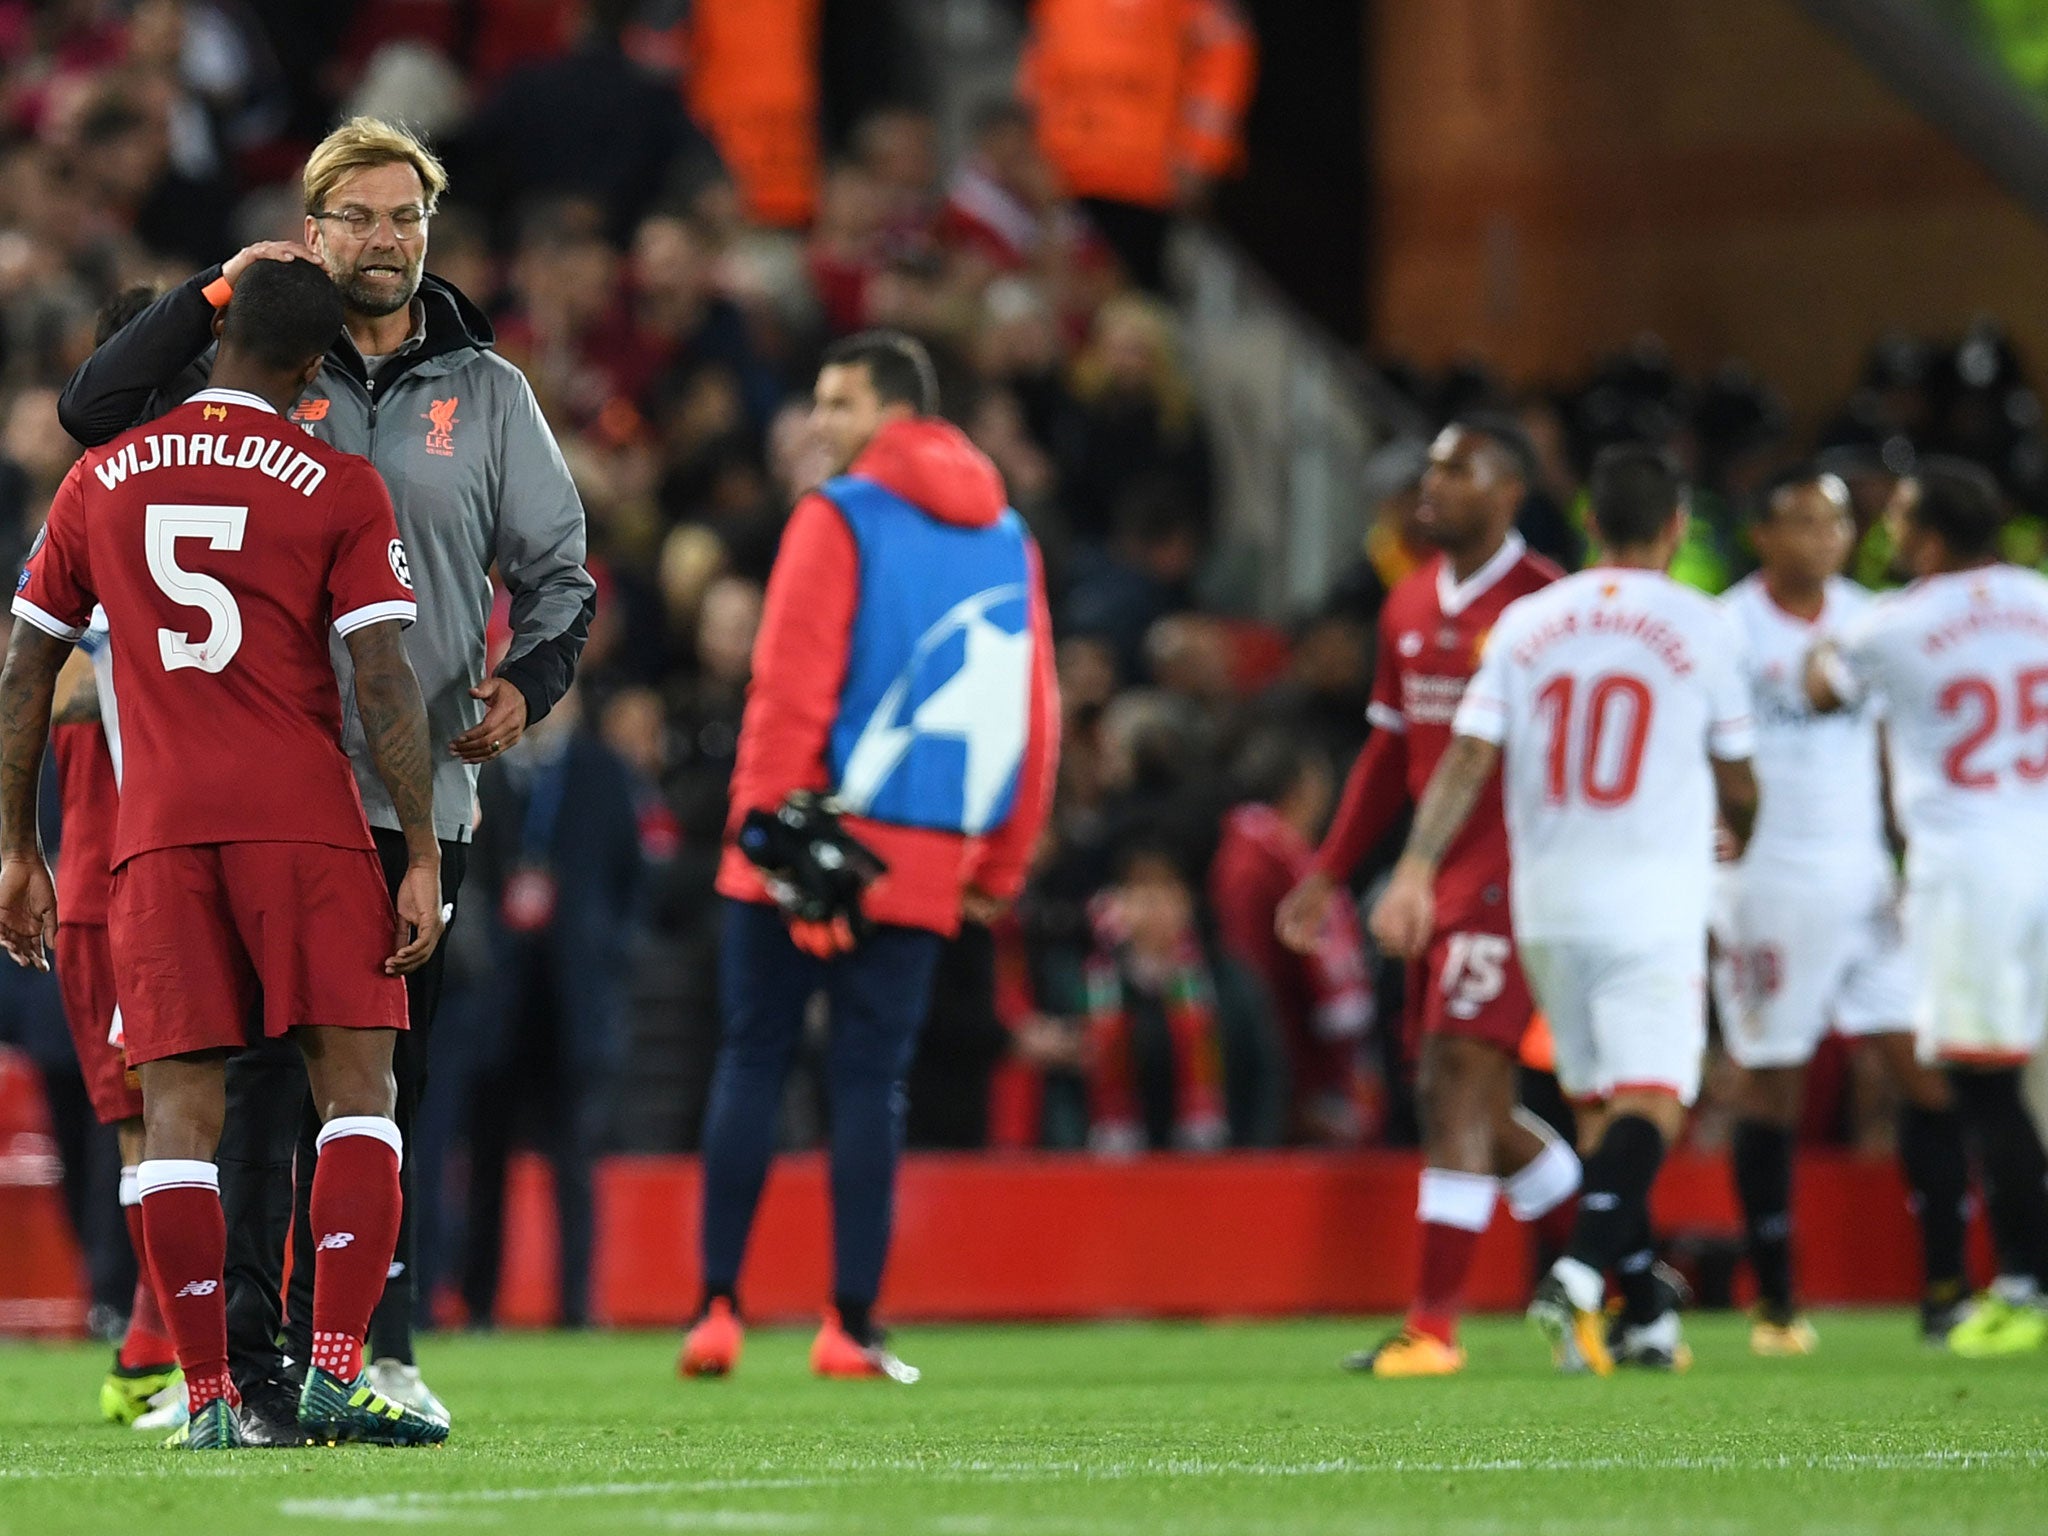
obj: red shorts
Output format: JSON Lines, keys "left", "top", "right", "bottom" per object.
{"left": 109, "top": 842, "right": 407, "bottom": 1067}
{"left": 54, "top": 923, "right": 142, "bottom": 1125}
{"left": 1402, "top": 908, "right": 1535, "bottom": 1058}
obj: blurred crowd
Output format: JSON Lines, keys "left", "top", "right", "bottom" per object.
{"left": 1, "top": 0, "right": 2040, "bottom": 1326}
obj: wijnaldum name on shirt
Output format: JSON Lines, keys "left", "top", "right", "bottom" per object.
{"left": 92, "top": 432, "right": 327, "bottom": 498}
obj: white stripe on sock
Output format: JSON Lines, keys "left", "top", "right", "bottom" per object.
{"left": 316, "top": 1114, "right": 403, "bottom": 1162}
{"left": 119, "top": 1165, "right": 140, "bottom": 1208}
{"left": 136, "top": 1159, "right": 218, "bottom": 1196}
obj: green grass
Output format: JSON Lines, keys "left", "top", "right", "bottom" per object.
{"left": 3, "top": 1314, "right": 2046, "bottom": 1534}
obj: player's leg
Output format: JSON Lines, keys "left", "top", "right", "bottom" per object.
{"left": 684, "top": 899, "right": 826, "bottom": 1375}
{"left": 1867, "top": 1031, "right": 1971, "bottom": 1337}
{"left": 813, "top": 922, "right": 946, "bottom": 1381}
{"left": 136, "top": 1052, "right": 243, "bottom": 1445}
{"left": 1715, "top": 866, "right": 1845, "bottom": 1352}
{"left": 1908, "top": 862, "right": 2048, "bottom": 1357}
{"left": 1530, "top": 942, "right": 1701, "bottom": 1374}
{"left": 55, "top": 920, "right": 182, "bottom": 1423}
{"left": 1729, "top": 1065, "right": 1813, "bottom": 1350}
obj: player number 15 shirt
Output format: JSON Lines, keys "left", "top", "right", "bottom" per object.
{"left": 14, "top": 388, "right": 417, "bottom": 865}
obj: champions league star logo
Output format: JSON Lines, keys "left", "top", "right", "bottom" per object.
{"left": 837, "top": 584, "right": 1033, "bottom": 835}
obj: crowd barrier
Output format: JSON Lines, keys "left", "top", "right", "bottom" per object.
{"left": 2, "top": 1052, "right": 1984, "bottom": 1332}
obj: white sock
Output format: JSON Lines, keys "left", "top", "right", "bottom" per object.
{"left": 119, "top": 1165, "right": 141, "bottom": 1208}
{"left": 1505, "top": 1112, "right": 1582, "bottom": 1221}
{"left": 1417, "top": 1167, "right": 1498, "bottom": 1232}
{"left": 1551, "top": 1256, "right": 1606, "bottom": 1314}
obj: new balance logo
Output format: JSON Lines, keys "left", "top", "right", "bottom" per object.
{"left": 317, "top": 1232, "right": 356, "bottom": 1251}
{"left": 174, "top": 1279, "right": 219, "bottom": 1298}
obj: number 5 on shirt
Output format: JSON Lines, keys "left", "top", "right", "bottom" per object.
{"left": 146, "top": 503, "right": 247, "bottom": 674}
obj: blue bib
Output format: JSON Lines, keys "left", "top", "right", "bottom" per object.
{"left": 822, "top": 475, "right": 1034, "bottom": 836}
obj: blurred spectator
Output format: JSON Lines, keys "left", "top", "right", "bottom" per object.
{"left": 1078, "top": 833, "right": 1282, "bottom": 1153}
{"left": 1019, "top": 0, "right": 1257, "bottom": 289}
{"left": 460, "top": 0, "right": 725, "bottom": 248}
{"left": 1209, "top": 733, "right": 1377, "bottom": 1146}
{"left": 1057, "top": 293, "right": 1212, "bottom": 544}
{"left": 434, "top": 688, "right": 649, "bottom": 1327}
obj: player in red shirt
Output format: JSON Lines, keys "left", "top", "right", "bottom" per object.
{"left": 1276, "top": 419, "right": 1583, "bottom": 1376}
{"left": 0, "top": 261, "right": 446, "bottom": 1450}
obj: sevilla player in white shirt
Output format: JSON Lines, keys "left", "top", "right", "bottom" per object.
{"left": 1808, "top": 457, "right": 2048, "bottom": 1360}
{"left": 1373, "top": 445, "right": 1760, "bottom": 1376}
{"left": 1716, "top": 471, "right": 1969, "bottom": 1356}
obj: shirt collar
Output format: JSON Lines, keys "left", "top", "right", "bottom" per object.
{"left": 1435, "top": 530, "right": 1526, "bottom": 618}
{"left": 188, "top": 387, "right": 278, "bottom": 416}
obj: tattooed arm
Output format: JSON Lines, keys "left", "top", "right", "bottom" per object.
{"left": 1366, "top": 733, "right": 1502, "bottom": 960}
{"left": 0, "top": 624, "right": 77, "bottom": 968}
{"left": 343, "top": 619, "right": 443, "bottom": 975}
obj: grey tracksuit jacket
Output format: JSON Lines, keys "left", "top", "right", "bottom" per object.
{"left": 57, "top": 269, "right": 596, "bottom": 845}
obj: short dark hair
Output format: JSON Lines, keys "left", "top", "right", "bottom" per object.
{"left": 1750, "top": 463, "right": 1849, "bottom": 527}
{"left": 1588, "top": 443, "right": 1685, "bottom": 549}
{"left": 95, "top": 285, "right": 160, "bottom": 347}
{"left": 1448, "top": 412, "right": 1539, "bottom": 486}
{"left": 820, "top": 329, "right": 938, "bottom": 415}
{"left": 1907, "top": 455, "right": 2006, "bottom": 559}
{"left": 218, "top": 259, "right": 345, "bottom": 373}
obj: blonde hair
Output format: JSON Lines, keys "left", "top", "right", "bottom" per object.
{"left": 303, "top": 116, "right": 449, "bottom": 215}
{"left": 1070, "top": 293, "right": 1195, "bottom": 436}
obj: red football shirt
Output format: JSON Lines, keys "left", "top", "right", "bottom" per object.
{"left": 52, "top": 722, "right": 118, "bottom": 926}
{"left": 1369, "top": 533, "right": 1560, "bottom": 925}
{"left": 15, "top": 388, "right": 417, "bottom": 865}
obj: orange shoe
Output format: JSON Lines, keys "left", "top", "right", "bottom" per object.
{"left": 679, "top": 1298, "right": 744, "bottom": 1378}
{"left": 810, "top": 1311, "right": 920, "bottom": 1383}
{"left": 1342, "top": 1327, "right": 1467, "bottom": 1378}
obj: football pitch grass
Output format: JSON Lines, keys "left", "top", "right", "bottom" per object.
{"left": 4, "top": 1313, "right": 2046, "bottom": 1535}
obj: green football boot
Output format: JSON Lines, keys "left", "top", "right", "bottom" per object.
{"left": 163, "top": 1397, "right": 246, "bottom": 1450}
{"left": 297, "top": 1363, "right": 449, "bottom": 1446}
{"left": 101, "top": 1359, "right": 181, "bottom": 1426}
{"left": 1948, "top": 1294, "right": 2048, "bottom": 1359}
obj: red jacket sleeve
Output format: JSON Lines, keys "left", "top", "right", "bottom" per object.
{"left": 723, "top": 493, "right": 858, "bottom": 827}
{"left": 966, "top": 538, "right": 1061, "bottom": 901}
{"left": 1312, "top": 727, "right": 1409, "bottom": 883}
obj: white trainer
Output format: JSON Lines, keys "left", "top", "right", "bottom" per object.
{"left": 132, "top": 1380, "right": 189, "bottom": 1433}
{"left": 365, "top": 1358, "right": 452, "bottom": 1426}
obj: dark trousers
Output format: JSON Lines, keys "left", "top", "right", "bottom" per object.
{"left": 220, "top": 831, "right": 466, "bottom": 1390}
{"left": 1079, "top": 197, "right": 1173, "bottom": 292}
{"left": 699, "top": 899, "right": 944, "bottom": 1310}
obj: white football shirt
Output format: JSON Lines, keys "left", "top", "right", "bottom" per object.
{"left": 1836, "top": 564, "right": 2048, "bottom": 859}
{"left": 1455, "top": 568, "right": 1756, "bottom": 941}
{"left": 1721, "top": 574, "right": 1885, "bottom": 867}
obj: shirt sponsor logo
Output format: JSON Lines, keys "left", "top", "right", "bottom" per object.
{"left": 424, "top": 397, "right": 459, "bottom": 457}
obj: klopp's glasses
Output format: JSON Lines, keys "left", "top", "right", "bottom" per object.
{"left": 314, "top": 205, "right": 429, "bottom": 240}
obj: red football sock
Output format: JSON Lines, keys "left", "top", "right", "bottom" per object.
{"left": 1408, "top": 1168, "right": 1499, "bottom": 1346}
{"left": 118, "top": 1188, "right": 176, "bottom": 1370}
{"left": 137, "top": 1160, "right": 236, "bottom": 1413}
{"left": 307, "top": 1116, "right": 403, "bottom": 1382}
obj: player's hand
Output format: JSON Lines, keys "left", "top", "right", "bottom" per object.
{"left": 961, "top": 887, "right": 1009, "bottom": 927}
{"left": 1276, "top": 870, "right": 1337, "bottom": 954}
{"left": 788, "top": 915, "right": 856, "bottom": 959}
{"left": 451, "top": 678, "right": 530, "bottom": 764}
{"left": 387, "top": 859, "right": 444, "bottom": 975}
{"left": 221, "top": 240, "right": 324, "bottom": 287}
{"left": 1368, "top": 859, "right": 1437, "bottom": 960}
{"left": 0, "top": 855, "right": 58, "bottom": 971}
